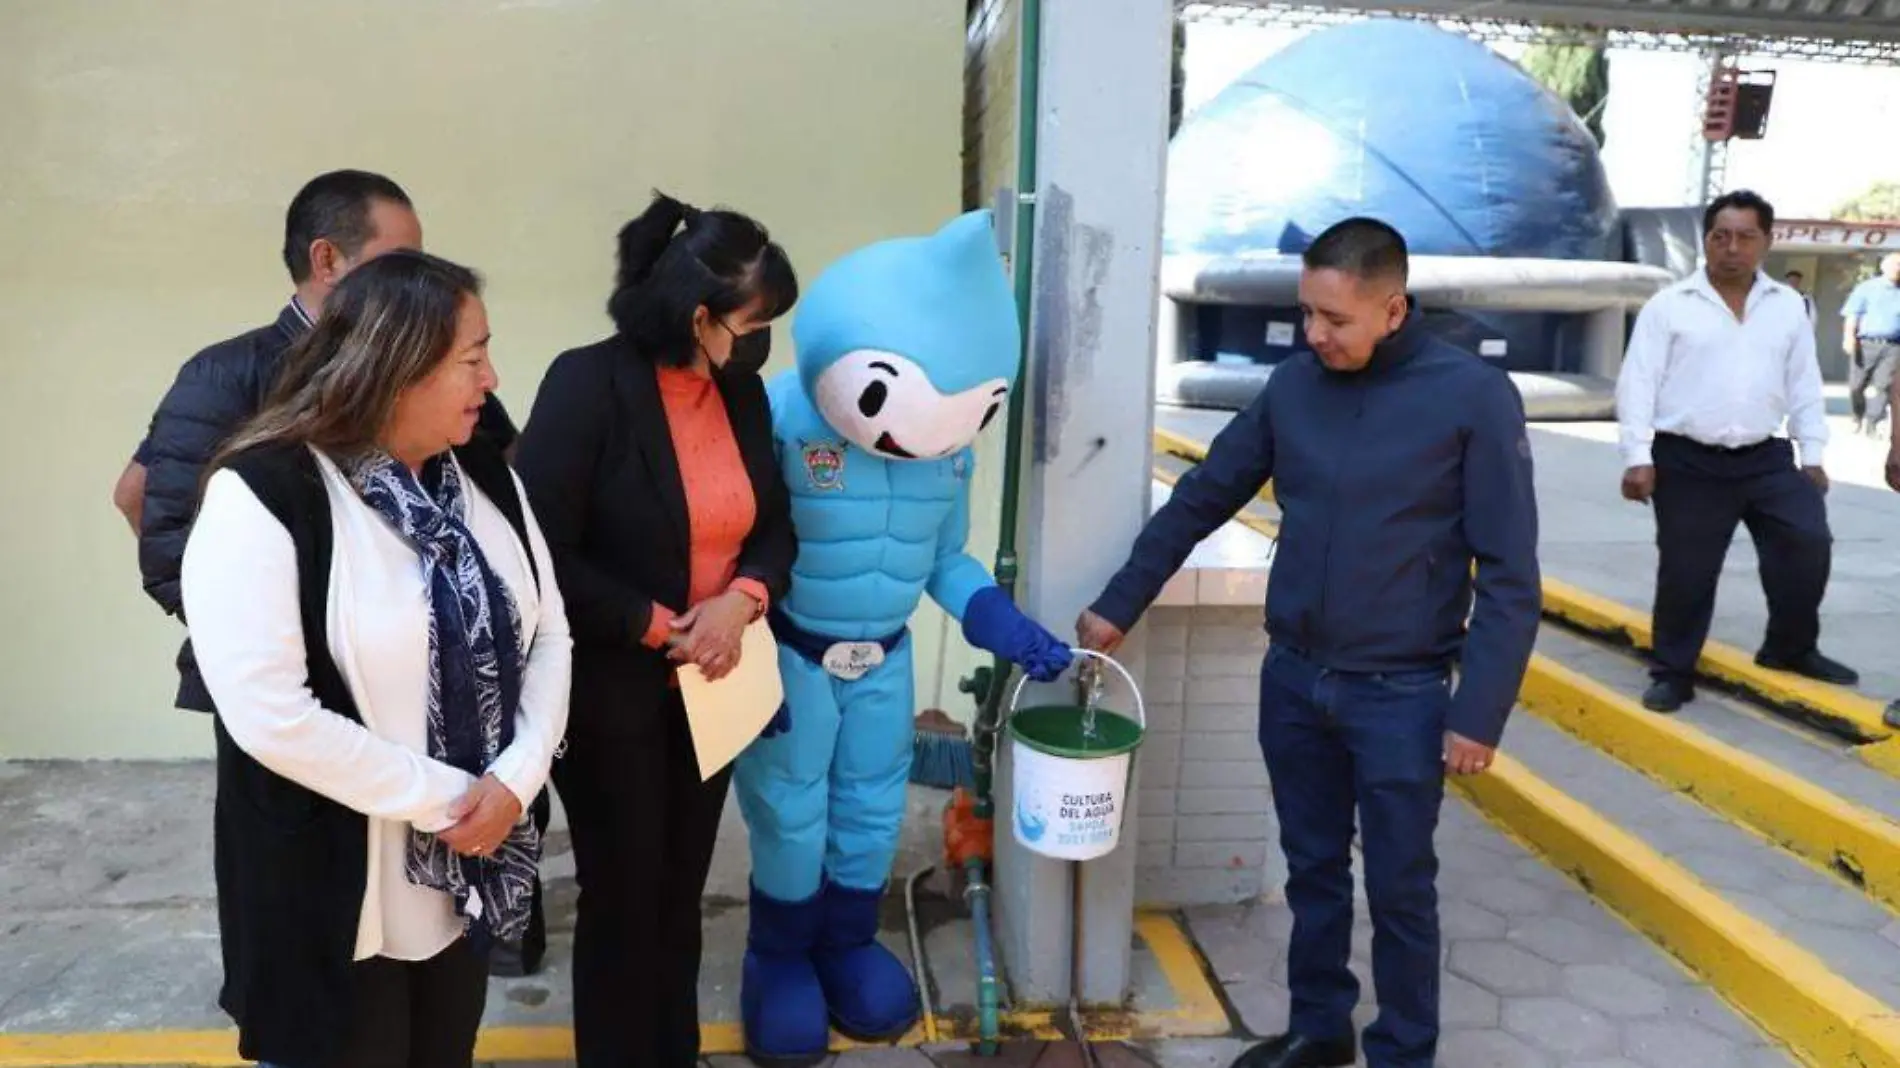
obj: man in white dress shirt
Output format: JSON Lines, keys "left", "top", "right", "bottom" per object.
{"left": 1616, "top": 190, "right": 1857, "bottom": 713}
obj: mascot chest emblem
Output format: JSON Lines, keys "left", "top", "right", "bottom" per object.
{"left": 802, "top": 441, "right": 846, "bottom": 492}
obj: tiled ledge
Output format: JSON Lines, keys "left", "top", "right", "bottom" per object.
{"left": 1148, "top": 481, "right": 1274, "bottom": 609}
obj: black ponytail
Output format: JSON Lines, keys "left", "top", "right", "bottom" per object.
{"left": 611, "top": 190, "right": 692, "bottom": 293}
{"left": 605, "top": 190, "right": 800, "bottom": 369}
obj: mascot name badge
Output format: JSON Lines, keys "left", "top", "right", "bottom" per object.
{"left": 821, "top": 641, "right": 883, "bottom": 682}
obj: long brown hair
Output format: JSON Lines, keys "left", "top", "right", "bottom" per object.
{"left": 213, "top": 250, "right": 483, "bottom": 473}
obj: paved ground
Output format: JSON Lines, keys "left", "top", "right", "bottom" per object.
{"left": 0, "top": 759, "right": 1793, "bottom": 1067}
{"left": 0, "top": 762, "right": 1189, "bottom": 1041}
{"left": 1186, "top": 799, "right": 1798, "bottom": 1068}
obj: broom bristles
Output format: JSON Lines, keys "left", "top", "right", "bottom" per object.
{"left": 911, "top": 709, "right": 976, "bottom": 789}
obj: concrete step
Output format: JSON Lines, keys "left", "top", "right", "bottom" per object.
{"left": 1539, "top": 578, "right": 1899, "bottom": 754}
{"left": 1537, "top": 626, "right": 1900, "bottom": 819}
{"left": 1521, "top": 627, "right": 1900, "bottom": 917}
{"left": 1483, "top": 712, "right": 1900, "bottom": 1065}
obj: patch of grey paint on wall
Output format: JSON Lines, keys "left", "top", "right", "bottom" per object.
{"left": 1030, "top": 184, "right": 1114, "bottom": 465}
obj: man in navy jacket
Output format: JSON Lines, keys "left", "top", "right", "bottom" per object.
{"left": 1079, "top": 218, "right": 1540, "bottom": 1068}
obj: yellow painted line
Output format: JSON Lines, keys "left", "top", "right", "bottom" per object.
{"left": 1456, "top": 754, "right": 1900, "bottom": 1068}
{"left": 1154, "top": 429, "right": 1895, "bottom": 745}
{"left": 1152, "top": 466, "right": 1280, "bottom": 541}
{"left": 1520, "top": 654, "right": 1900, "bottom": 914}
{"left": 1132, "top": 910, "right": 1232, "bottom": 1036}
{"left": 0, "top": 1033, "right": 245, "bottom": 1068}
{"left": 1153, "top": 426, "right": 1212, "bottom": 465}
{"left": 0, "top": 915, "right": 1226, "bottom": 1066}
{"left": 1153, "top": 428, "right": 1275, "bottom": 503}
{"left": 1539, "top": 575, "right": 1893, "bottom": 744}
{"left": 1865, "top": 738, "right": 1900, "bottom": 779}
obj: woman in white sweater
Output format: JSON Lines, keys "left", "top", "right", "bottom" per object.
{"left": 180, "top": 250, "right": 571, "bottom": 1068}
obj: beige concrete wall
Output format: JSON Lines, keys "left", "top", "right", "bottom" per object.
{"left": 902, "top": 0, "right": 1023, "bottom": 729}
{"left": 0, "top": 0, "right": 965, "bottom": 758}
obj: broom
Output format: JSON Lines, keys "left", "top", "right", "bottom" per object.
{"left": 910, "top": 707, "right": 976, "bottom": 789}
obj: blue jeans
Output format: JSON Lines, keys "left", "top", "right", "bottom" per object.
{"left": 1259, "top": 644, "right": 1449, "bottom": 1068}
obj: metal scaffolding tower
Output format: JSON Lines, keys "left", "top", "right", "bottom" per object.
{"left": 1179, "top": 2, "right": 1900, "bottom": 64}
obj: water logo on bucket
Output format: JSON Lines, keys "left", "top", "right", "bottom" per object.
{"left": 1014, "top": 796, "right": 1049, "bottom": 843}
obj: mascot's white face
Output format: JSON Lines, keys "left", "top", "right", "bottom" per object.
{"left": 814, "top": 350, "right": 1009, "bottom": 461}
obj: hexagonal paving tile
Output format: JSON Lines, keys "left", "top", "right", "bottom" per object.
{"left": 1137, "top": 1037, "right": 1255, "bottom": 1068}
{"left": 1442, "top": 900, "right": 1510, "bottom": 941}
{"left": 1623, "top": 1018, "right": 1746, "bottom": 1068}
{"left": 1561, "top": 964, "right": 1669, "bottom": 1018}
{"left": 1449, "top": 940, "right": 1562, "bottom": 997}
{"left": 1443, "top": 971, "right": 1502, "bottom": 1028}
{"left": 1465, "top": 876, "right": 1557, "bottom": 920}
{"left": 1663, "top": 984, "right": 1769, "bottom": 1046}
{"left": 1437, "top": 1027, "right": 1552, "bottom": 1067}
{"left": 1501, "top": 996, "right": 1621, "bottom": 1059}
{"left": 1507, "top": 916, "right": 1625, "bottom": 967}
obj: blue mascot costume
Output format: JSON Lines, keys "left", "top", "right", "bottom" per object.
{"left": 735, "top": 210, "right": 1073, "bottom": 1065}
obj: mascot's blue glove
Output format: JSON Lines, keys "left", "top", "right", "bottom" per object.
{"left": 961, "top": 586, "right": 1074, "bottom": 683}
{"left": 761, "top": 702, "right": 792, "bottom": 739}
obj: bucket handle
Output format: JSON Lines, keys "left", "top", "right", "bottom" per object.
{"left": 1007, "top": 648, "right": 1146, "bottom": 730}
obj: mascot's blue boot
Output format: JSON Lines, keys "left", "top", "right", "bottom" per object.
{"left": 743, "top": 884, "right": 830, "bottom": 1067}
{"left": 812, "top": 882, "right": 919, "bottom": 1040}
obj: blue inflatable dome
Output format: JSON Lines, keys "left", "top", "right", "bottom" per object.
{"left": 1165, "top": 19, "right": 1618, "bottom": 261}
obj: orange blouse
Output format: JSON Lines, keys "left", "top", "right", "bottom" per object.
{"left": 640, "top": 366, "right": 770, "bottom": 649}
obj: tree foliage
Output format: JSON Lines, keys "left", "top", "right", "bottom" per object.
{"left": 1834, "top": 181, "right": 1900, "bottom": 222}
{"left": 1520, "top": 38, "right": 1610, "bottom": 148}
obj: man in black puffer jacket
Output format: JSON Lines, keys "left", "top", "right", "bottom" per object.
{"left": 121, "top": 168, "right": 536, "bottom": 975}
{"left": 127, "top": 169, "right": 518, "bottom": 710}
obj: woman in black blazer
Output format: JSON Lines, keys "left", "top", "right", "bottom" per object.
{"left": 513, "top": 192, "right": 798, "bottom": 1068}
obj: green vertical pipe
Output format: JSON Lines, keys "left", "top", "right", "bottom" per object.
{"left": 971, "top": 0, "right": 1042, "bottom": 824}
{"left": 964, "top": 0, "right": 1042, "bottom": 1056}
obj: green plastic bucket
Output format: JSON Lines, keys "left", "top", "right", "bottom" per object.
{"left": 1007, "top": 649, "right": 1147, "bottom": 861}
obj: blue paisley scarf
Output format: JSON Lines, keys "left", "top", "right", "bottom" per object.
{"left": 347, "top": 450, "right": 538, "bottom": 948}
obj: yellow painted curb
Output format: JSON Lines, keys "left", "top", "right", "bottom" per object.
{"left": 1151, "top": 466, "right": 1280, "bottom": 541}
{"left": 1521, "top": 654, "right": 1900, "bottom": 915}
{"left": 1539, "top": 576, "right": 1894, "bottom": 743}
{"left": 1865, "top": 738, "right": 1900, "bottom": 779}
{"left": 0, "top": 914, "right": 1228, "bottom": 1066}
{"left": 1133, "top": 910, "right": 1233, "bottom": 1037}
{"left": 1456, "top": 754, "right": 1900, "bottom": 1068}
{"left": 1152, "top": 430, "right": 1275, "bottom": 502}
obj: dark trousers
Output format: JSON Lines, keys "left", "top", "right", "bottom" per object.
{"left": 1855, "top": 340, "right": 1900, "bottom": 429}
{"left": 1849, "top": 349, "right": 1870, "bottom": 424}
{"left": 554, "top": 688, "right": 731, "bottom": 1068}
{"left": 300, "top": 939, "right": 488, "bottom": 1068}
{"left": 1258, "top": 645, "right": 1449, "bottom": 1068}
{"left": 1649, "top": 433, "right": 1831, "bottom": 685}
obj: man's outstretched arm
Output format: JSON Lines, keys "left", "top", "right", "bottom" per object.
{"left": 1086, "top": 385, "right": 1278, "bottom": 640}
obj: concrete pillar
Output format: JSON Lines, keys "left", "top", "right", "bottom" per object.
{"left": 993, "top": 0, "right": 1174, "bottom": 1006}
{"left": 1581, "top": 305, "right": 1626, "bottom": 380}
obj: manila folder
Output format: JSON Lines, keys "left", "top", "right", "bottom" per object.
{"left": 678, "top": 618, "right": 785, "bottom": 781}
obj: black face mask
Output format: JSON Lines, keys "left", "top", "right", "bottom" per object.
{"left": 716, "top": 328, "right": 772, "bottom": 379}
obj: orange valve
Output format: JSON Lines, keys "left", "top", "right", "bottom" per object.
{"left": 943, "top": 787, "right": 994, "bottom": 867}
